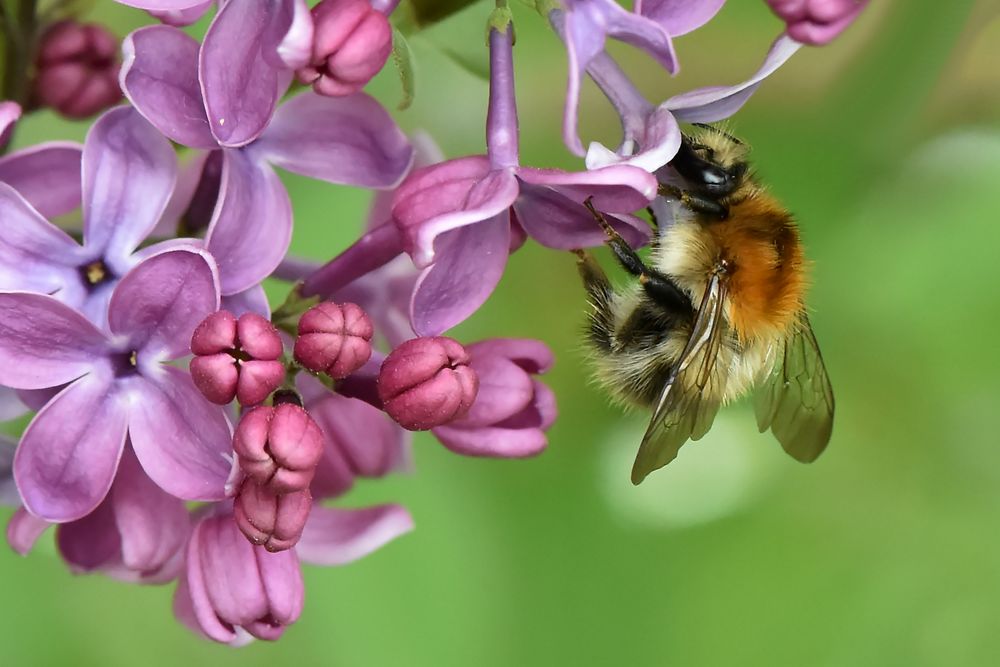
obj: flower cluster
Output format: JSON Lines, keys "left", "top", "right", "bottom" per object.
{"left": 0, "top": 0, "right": 865, "bottom": 647}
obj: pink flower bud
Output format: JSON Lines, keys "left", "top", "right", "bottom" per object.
{"left": 294, "top": 302, "right": 374, "bottom": 379}
{"left": 296, "top": 0, "right": 393, "bottom": 97}
{"left": 378, "top": 336, "right": 478, "bottom": 431}
{"left": 234, "top": 479, "right": 312, "bottom": 552}
{"left": 234, "top": 404, "right": 325, "bottom": 494}
{"left": 190, "top": 311, "right": 285, "bottom": 406}
{"left": 765, "top": 0, "right": 867, "bottom": 45}
{"left": 32, "top": 21, "right": 123, "bottom": 119}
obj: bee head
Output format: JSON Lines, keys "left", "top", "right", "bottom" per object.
{"left": 671, "top": 124, "right": 752, "bottom": 199}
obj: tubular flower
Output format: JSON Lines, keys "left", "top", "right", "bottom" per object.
{"left": 0, "top": 249, "right": 232, "bottom": 522}
{"left": 391, "top": 27, "right": 655, "bottom": 336}
{"left": 120, "top": 8, "right": 413, "bottom": 297}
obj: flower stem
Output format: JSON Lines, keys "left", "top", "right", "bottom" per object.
{"left": 1, "top": 0, "right": 38, "bottom": 104}
{"left": 405, "top": 0, "right": 481, "bottom": 28}
{"left": 300, "top": 222, "right": 404, "bottom": 298}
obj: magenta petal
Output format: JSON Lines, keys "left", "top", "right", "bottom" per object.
{"left": 82, "top": 107, "right": 178, "bottom": 261}
{"left": 0, "top": 182, "right": 85, "bottom": 297}
{"left": 637, "top": 0, "right": 727, "bottom": 36}
{"left": 206, "top": 150, "right": 291, "bottom": 295}
{"left": 410, "top": 213, "right": 510, "bottom": 337}
{"left": 0, "top": 292, "right": 106, "bottom": 389}
{"left": 111, "top": 448, "right": 190, "bottom": 572}
{"left": 7, "top": 508, "right": 50, "bottom": 555}
{"left": 296, "top": 504, "right": 413, "bottom": 566}
{"left": 201, "top": 0, "right": 281, "bottom": 147}
{"left": 126, "top": 367, "right": 232, "bottom": 502}
{"left": 665, "top": 34, "right": 801, "bottom": 123}
{"left": 14, "top": 373, "right": 128, "bottom": 522}
{"left": 255, "top": 92, "right": 413, "bottom": 188}
{"left": 108, "top": 248, "right": 220, "bottom": 360}
{"left": 120, "top": 26, "right": 216, "bottom": 149}
{"left": 0, "top": 142, "right": 83, "bottom": 217}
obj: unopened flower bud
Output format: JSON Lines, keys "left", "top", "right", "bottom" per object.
{"left": 765, "top": 0, "right": 867, "bottom": 45}
{"left": 190, "top": 311, "right": 285, "bottom": 406}
{"left": 296, "top": 0, "right": 393, "bottom": 97}
{"left": 234, "top": 404, "right": 324, "bottom": 494}
{"left": 378, "top": 337, "right": 478, "bottom": 431}
{"left": 33, "top": 21, "right": 123, "bottom": 119}
{"left": 234, "top": 479, "right": 312, "bottom": 552}
{"left": 294, "top": 302, "right": 373, "bottom": 379}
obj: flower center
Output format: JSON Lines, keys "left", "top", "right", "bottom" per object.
{"left": 110, "top": 350, "right": 140, "bottom": 377}
{"left": 80, "top": 259, "right": 114, "bottom": 288}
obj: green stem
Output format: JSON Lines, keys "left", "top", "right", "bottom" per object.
{"left": 1, "top": 0, "right": 39, "bottom": 135}
{"left": 406, "top": 0, "right": 482, "bottom": 29}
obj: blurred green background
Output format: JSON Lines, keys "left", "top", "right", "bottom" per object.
{"left": 4, "top": 0, "right": 1000, "bottom": 664}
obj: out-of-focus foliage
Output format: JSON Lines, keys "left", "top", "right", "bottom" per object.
{"left": 3, "top": 0, "right": 1000, "bottom": 665}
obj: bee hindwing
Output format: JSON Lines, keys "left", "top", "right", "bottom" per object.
{"left": 631, "top": 273, "right": 728, "bottom": 484}
{"left": 753, "top": 316, "right": 834, "bottom": 462}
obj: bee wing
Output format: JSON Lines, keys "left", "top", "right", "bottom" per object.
{"left": 753, "top": 316, "right": 834, "bottom": 463}
{"left": 631, "top": 273, "right": 728, "bottom": 485}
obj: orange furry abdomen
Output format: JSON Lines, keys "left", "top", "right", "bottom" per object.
{"left": 709, "top": 196, "right": 807, "bottom": 341}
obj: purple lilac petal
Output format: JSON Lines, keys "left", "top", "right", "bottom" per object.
{"left": 254, "top": 93, "right": 413, "bottom": 188}
{"left": 158, "top": 150, "right": 211, "bottom": 235}
{"left": 112, "top": 448, "right": 190, "bottom": 572}
{"left": 434, "top": 422, "right": 547, "bottom": 458}
{"left": 0, "top": 435, "right": 18, "bottom": 505}
{"left": 150, "top": 2, "right": 215, "bottom": 27}
{"left": 108, "top": 248, "right": 219, "bottom": 360}
{"left": 200, "top": 0, "right": 281, "bottom": 148}
{"left": 254, "top": 547, "right": 303, "bottom": 632}
{"left": 0, "top": 101, "right": 18, "bottom": 139}
{"left": 468, "top": 337, "right": 555, "bottom": 374}
{"left": 7, "top": 507, "right": 49, "bottom": 554}
{"left": 585, "top": 105, "right": 681, "bottom": 172}
{"left": 206, "top": 149, "right": 292, "bottom": 294}
{"left": 515, "top": 165, "right": 657, "bottom": 210}
{"left": 114, "top": 0, "right": 207, "bottom": 8}
{"left": 0, "top": 292, "right": 107, "bottom": 389}
{"left": 83, "top": 108, "right": 178, "bottom": 263}
{"left": 664, "top": 34, "right": 801, "bottom": 122}
{"left": 15, "top": 372, "right": 128, "bottom": 522}
{"left": 0, "top": 183, "right": 85, "bottom": 298}
{"left": 367, "top": 131, "right": 444, "bottom": 230}
{"left": 458, "top": 354, "right": 534, "bottom": 427}
{"left": 635, "top": 0, "right": 727, "bottom": 36}
{"left": 56, "top": 498, "right": 121, "bottom": 572}
{"left": 124, "top": 367, "right": 232, "bottom": 502}
{"left": 120, "top": 26, "right": 216, "bottom": 149}
{"left": 0, "top": 388, "right": 26, "bottom": 422}
{"left": 296, "top": 504, "right": 414, "bottom": 566}
{"left": 221, "top": 284, "right": 271, "bottom": 318}
{"left": 393, "top": 157, "right": 519, "bottom": 267}
{"left": 410, "top": 214, "right": 510, "bottom": 337}
{"left": 0, "top": 143, "right": 83, "bottom": 218}
{"left": 513, "top": 183, "right": 650, "bottom": 250}
{"left": 264, "top": 0, "right": 314, "bottom": 69}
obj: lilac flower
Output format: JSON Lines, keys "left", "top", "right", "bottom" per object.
{"left": 8, "top": 449, "right": 190, "bottom": 583}
{"left": 0, "top": 107, "right": 179, "bottom": 325}
{"left": 120, "top": 10, "right": 412, "bottom": 296}
{"left": 391, "top": 27, "right": 655, "bottom": 336}
{"left": 766, "top": 0, "right": 867, "bottom": 45}
{"left": 0, "top": 248, "right": 232, "bottom": 522}
{"left": 633, "top": 0, "right": 728, "bottom": 35}
{"left": 583, "top": 34, "right": 802, "bottom": 172}
{"left": 175, "top": 502, "right": 412, "bottom": 644}
{"left": 433, "top": 339, "right": 556, "bottom": 458}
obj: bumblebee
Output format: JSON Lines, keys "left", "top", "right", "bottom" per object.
{"left": 575, "top": 125, "right": 834, "bottom": 484}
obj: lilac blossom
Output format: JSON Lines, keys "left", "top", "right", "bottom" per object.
{"left": 583, "top": 34, "right": 802, "bottom": 172}
{"left": 633, "top": 0, "right": 728, "bottom": 35}
{"left": 0, "top": 107, "right": 179, "bottom": 325}
{"left": 119, "top": 10, "right": 412, "bottom": 296}
{"left": 0, "top": 248, "right": 232, "bottom": 522}
{"left": 391, "top": 27, "right": 655, "bottom": 336}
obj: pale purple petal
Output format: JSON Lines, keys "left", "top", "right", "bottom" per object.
{"left": 0, "top": 142, "right": 83, "bottom": 217}
{"left": 111, "top": 448, "right": 190, "bottom": 572}
{"left": 514, "top": 183, "right": 651, "bottom": 250}
{"left": 296, "top": 504, "right": 413, "bottom": 566}
{"left": 433, "top": 422, "right": 547, "bottom": 458}
{"left": 410, "top": 213, "right": 510, "bottom": 337}
{"left": 602, "top": 3, "right": 677, "bottom": 73}
{"left": 366, "top": 131, "right": 444, "bottom": 230}
{"left": 665, "top": 34, "right": 801, "bottom": 122}
{"left": 585, "top": 105, "right": 681, "bottom": 172}
{"left": 264, "top": 0, "right": 314, "bottom": 69}
{"left": 120, "top": 26, "right": 216, "bottom": 148}
{"left": 254, "top": 547, "right": 303, "bottom": 628}
{"left": 457, "top": 355, "right": 534, "bottom": 427}
{"left": 0, "top": 101, "right": 19, "bottom": 141}
{"left": 115, "top": 0, "right": 208, "bottom": 8}
{"left": 468, "top": 338, "right": 555, "bottom": 374}
{"left": 200, "top": 0, "right": 281, "bottom": 147}
{"left": 515, "top": 164, "right": 657, "bottom": 211}
{"left": 82, "top": 107, "right": 178, "bottom": 262}
{"left": 56, "top": 498, "right": 121, "bottom": 572}
{"left": 158, "top": 150, "right": 211, "bottom": 235}
{"left": 556, "top": 7, "right": 606, "bottom": 156}
{"left": 125, "top": 367, "right": 232, "bottom": 502}
{"left": 149, "top": 1, "right": 214, "bottom": 26}
{"left": 221, "top": 284, "right": 270, "bottom": 318}
{"left": 108, "top": 248, "right": 220, "bottom": 360}
{"left": 0, "top": 183, "right": 86, "bottom": 298}
{"left": 206, "top": 149, "right": 291, "bottom": 295}
{"left": 393, "top": 157, "right": 519, "bottom": 267}
{"left": 255, "top": 92, "right": 413, "bottom": 188}
{"left": 7, "top": 507, "right": 49, "bottom": 555}
{"left": 636, "top": 0, "right": 727, "bottom": 36}
{"left": 14, "top": 372, "right": 128, "bottom": 522}
{"left": 0, "top": 292, "right": 107, "bottom": 389}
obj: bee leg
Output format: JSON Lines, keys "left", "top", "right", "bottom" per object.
{"left": 573, "top": 249, "right": 615, "bottom": 352}
{"left": 657, "top": 183, "right": 729, "bottom": 220}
